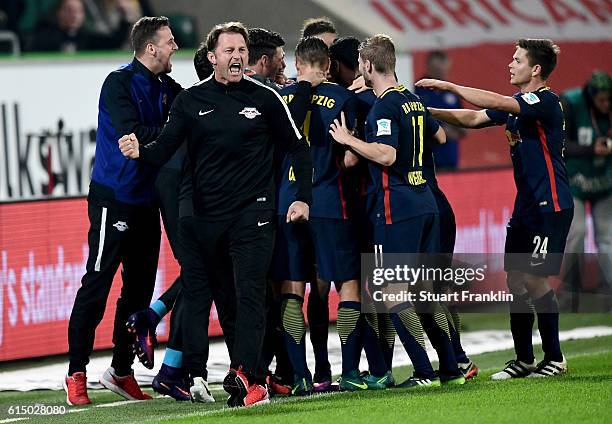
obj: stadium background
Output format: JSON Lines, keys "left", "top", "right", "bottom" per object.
{"left": 0, "top": 0, "right": 610, "bottom": 362}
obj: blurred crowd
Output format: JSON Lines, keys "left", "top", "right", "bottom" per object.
{"left": 0, "top": 0, "right": 156, "bottom": 52}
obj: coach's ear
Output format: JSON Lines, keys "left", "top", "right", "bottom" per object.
{"left": 207, "top": 50, "right": 217, "bottom": 66}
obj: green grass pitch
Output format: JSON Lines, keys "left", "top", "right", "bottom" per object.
{"left": 1, "top": 314, "right": 610, "bottom": 423}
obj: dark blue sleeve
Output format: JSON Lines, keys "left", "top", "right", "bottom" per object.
{"left": 368, "top": 101, "right": 399, "bottom": 148}
{"left": 355, "top": 92, "right": 374, "bottom": 139}
{"left": 414, "top": 85, "right": 428, "bottom": 102}
{"left": 102, "top": 71, "right": 162, "bottom": 144}
{"left": 515, "top": 91, "right": 554, "bottom": 119}
{"left": 485, "top": 108, "right": 509, "bottom": 125}
{"left": 449, "top": 93, "right": 462, "bottom": 109}
{"left": 343, "top": 94, "right": 358, "bottom": 132}
{"left": 424, "top": 108, "right": 440, "bottom": 138}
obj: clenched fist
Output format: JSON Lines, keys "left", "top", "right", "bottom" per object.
{"left": 118, "top": 133, "right": 140, "bottom": 159}
{"left": 286, "top": 201, "right": 310, "bottom": 223}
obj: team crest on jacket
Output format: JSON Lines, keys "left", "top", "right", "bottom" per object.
{"left": 239, "top": 107, "right": 261, "bottom": 119}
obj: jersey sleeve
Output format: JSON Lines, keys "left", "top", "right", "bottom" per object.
{"left": 139, "top": 91, "right": 191, "bottom": 167}
{"left": 448, "top": 92, "right": 462, "bottom": 109}
{"left": 485, "top": 108, "right": 509, "bottom": 125}
{"left": 424, "top": 108, "right": 440, "bottom": 139}
{"left": 368, "top": 102, "right": 399, "bottom": 148}
{"left": 515, "top": 91, "right": 554, "bottom": 119}
{"left": 342, "top": 94, "right": 358, "bottom": 132}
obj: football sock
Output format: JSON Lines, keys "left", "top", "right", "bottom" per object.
{"left": 337, "top": 301, "right": 362, "bottom": 375}
{"left": 162, "top": 347, "right": 183, "bottom": 368}
{"left": 444, "top": 304, "right": 468, "bottom": 363}
{"left": 390, "top": 303, "right": 435, "bottom": 379}
{"left": 362, "top": 312, "right": 389, "bottom": 376}
{"left": 307, "top": 286, "right": 330, "bottom": 377}
{"left": 281, "top": 294, "right": 308, "bottom": 381}
{"left": 448, "top": 305, "right": 462, "bottom": 334}
{"left": 379, "top": 313, "right": 396, "bottom": 370}
{"left": 509, "top": 292, "right": 535, "bottom": 363}
{"left": 149, "top": 300, "right": 167, "bottom": 326}
{"left": 419, "top": 305, "right": 460, "bottom": 377}
{"left": 533, "top": 290, "right": 563, "bottom": 362}
{"left": 272, "top": 299, "right": 293, "bottom": 381}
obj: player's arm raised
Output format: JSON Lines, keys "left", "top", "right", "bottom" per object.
{"left": 330, "top": 112, "right": 396, "bottom": 166}
{"left": 429, "top": 108, "right": 495, "bottom": 129}
{"left": 425, "top": 108, "right": 447, "bottom": 144}
{"left": 416, "top": 78, "right": 520, "bottom": 115}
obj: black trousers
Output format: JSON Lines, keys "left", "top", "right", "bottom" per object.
{"left": 68, "top": 195, "right": 160, "bottom": 374}
{"left": 166, "top": 216, "right": 237, "bottom": 376}
{"left": 180, "top": 206, "right": 275, "bottom": 378}
{"left": 156, "top": 169, "right": 237, "bottom": 372}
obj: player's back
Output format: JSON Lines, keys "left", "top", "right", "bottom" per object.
{"left": 365, "top": 86, "right": 438, "bottom": 224}
{"left": 279, "top": 81, "right": 356, "bottom": 219}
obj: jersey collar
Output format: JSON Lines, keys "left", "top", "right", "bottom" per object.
{"left": 380, "top": 84, "right": 407, "bottom": 98}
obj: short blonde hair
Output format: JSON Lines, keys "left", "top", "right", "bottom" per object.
{"left": 359, "top": 34, "right": 396, "bottom": 75}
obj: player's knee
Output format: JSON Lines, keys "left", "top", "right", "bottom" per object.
{"left": 506, "top": 271, "right": 527, "bottom": 295}
{"left": 281, "top": 280, "right": 306, "bottom": 297}
{"left": 524, "top": 274, "right": 551, "bottom": 299}
{"left": 337, "top": 279, "right": 360, "bottom": 302}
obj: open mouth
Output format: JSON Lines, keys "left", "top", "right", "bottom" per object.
{"left": 229, "top": 63, "right": 242, "bottom": 75}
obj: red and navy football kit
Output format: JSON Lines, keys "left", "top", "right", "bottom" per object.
{"left": 272, "top": 81, "right": 359, "bottom": 282}
{"left": 364, "top": 85, "right": 440, "bottom": 254}
{"left": 486, "top": 87, "right": 573, "bottom": 276}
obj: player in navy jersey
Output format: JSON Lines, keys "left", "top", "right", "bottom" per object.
{"left": 420, "top": 116, "right": 479, "bottom": 380}
{"left": 272, "top": 37, "right": 389, "bottom": 394}
{"left": 330, "top": 34, "right": 465, "bottom": 388}
{"left": 417, "top": 38, "right": 573, "bottom": 379}
{"left": 329, "top": 36, "right": 395, "bottom": 384}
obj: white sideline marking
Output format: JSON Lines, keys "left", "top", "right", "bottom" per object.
{"left": 1, "top": 326, "right": 611, "bottom": 392}
{"left": 95, "top": 400, "right": 145, "bottom": 408}
{"left": 0, "top": 418, "right": 30, "bottom": 423}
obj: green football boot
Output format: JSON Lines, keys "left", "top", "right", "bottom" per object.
{"left": 362, "top": 371, "right": 394, "bottom": 389}
{"left": 339, "top": 370, "right": 369, "bottom": 392}
{"left": 291, "top": 376, "right": 313, "bottom": 396}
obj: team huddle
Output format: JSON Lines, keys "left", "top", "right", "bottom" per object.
{"left": 62, "top": 15, "right": 574, "bottom": 408}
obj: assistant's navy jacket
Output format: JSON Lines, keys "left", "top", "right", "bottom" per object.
{"left": 90, "top": 58, "right": 182, "bottom": 205}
